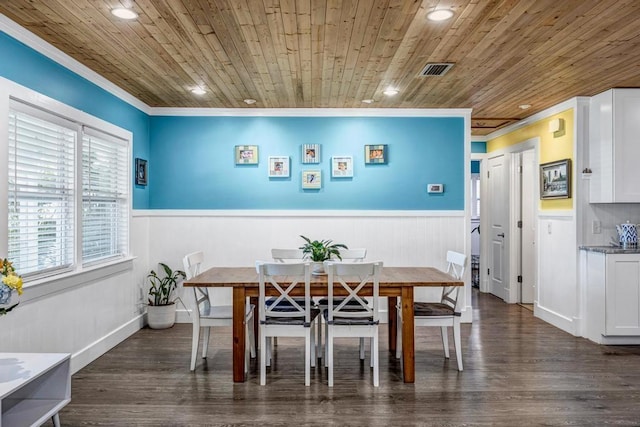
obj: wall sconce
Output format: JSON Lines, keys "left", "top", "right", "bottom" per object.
{"left": 549, "top": 118, "right": 564, "bottom": 134}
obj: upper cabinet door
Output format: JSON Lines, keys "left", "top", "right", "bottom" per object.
{"left": 589, "top": 88, "right": 640, "bottom": 203}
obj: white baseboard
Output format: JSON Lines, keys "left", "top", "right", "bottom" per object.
{"left": 70, "top": 315, "right": 145, "bottom": 374}
{"left": 535, "top": 304, "right": 578, "bottom": 336}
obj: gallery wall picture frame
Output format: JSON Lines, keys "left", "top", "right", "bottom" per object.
{"left": 268, "top": 156, "right": 290, "bottom": 177}
{"left": 135, "top": 158, "right": 147, "bottom": 186}
{"left": 331, "top": 156, "right": 353, "bottom": 178}
{"left": 540, "top": 158, "right": 571, "bottom": 199}
{"left": 365, "top": 144, "right": 387, "bottom": 164}
{"left": 302, "top": 143, "right": 320, "bottom": 164}
{"left": 302, "top": 170, "right": 322, "bottom": 189}
{"left": 235, "top": 145, "right": 259, "bottom": 164}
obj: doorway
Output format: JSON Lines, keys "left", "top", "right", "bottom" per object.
{"left": 482, "top": 138, "right": 538, "bottom": 304}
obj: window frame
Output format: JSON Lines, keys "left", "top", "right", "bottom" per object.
{"left": 0, "top": 77, "right": 133, "bottom": 289}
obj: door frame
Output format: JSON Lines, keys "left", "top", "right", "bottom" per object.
{"left": 480, "top": 137, "right": 539, "bottom": 303}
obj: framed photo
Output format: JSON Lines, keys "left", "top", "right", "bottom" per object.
{"left": 302, "top": 170, "right": 322, "bottom": 189}
{"left": 268, "top": 156, "right": 290, "bottom": 177}
{"left": 540, "top": 159, "right": 571, "bottom": 199}
{"left": 365, "top": 144, "right": 387, "bottom": 164}
{"left": 135, "top": 158, "right": 147, "bottom": 186}
{"left": 235, "top": 145, "right": 259, "bottom": 165}
{"left": 331, "top": 156, "right": 353, "bottom": 177}
{"left": 302, "top": 144, "right": 320, "bottom": 164}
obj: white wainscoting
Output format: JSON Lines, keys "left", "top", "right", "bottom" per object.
{"left": 536, "top": 213, "right": 579, "bottom": 335}
{"left": 138, "top": 210, "right": 470, "bottom": 322}
{"left": 4, "top": 212, "right": 468, "bottom": 374}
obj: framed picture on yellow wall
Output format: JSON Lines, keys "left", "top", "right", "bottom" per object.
{"left": 540, "top": 159, "right": 571, "bottom": 199}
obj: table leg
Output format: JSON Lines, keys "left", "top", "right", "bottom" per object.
{"left": 401, "top": 286, "right": 415, "bottom": 383}
{"left": 233, "top": 287, "right": 247, "bottom": 382}
{"left": 387, "top": 296, "right": 397, "bottom": 353}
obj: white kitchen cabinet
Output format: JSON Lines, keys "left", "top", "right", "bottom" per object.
{"left": 589, "top": 88, "right": 640, "bottom": 203}
{"left": 584, "top": 249, "right": 640, "bottom": 344}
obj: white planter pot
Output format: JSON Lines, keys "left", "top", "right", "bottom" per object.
{"left": 146, "top": 303, "right": 176, "bottom": 329}
{"left": 312, "top": 262, "right": 325, "bottom": 275}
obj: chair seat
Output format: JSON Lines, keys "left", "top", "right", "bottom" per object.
{"left": 413, "top": 302, "right": 460, "bottom": 317}
{"left": 317, "top": 297, "right": 365, "bottom": 307}
{"left": 266, "top": 297, "right": 311, "bottom": 307}
{"left": 262, "top": 308, "right": 320, "bottom": 325}
{"left": 323, "top": 309, "right": 378, "bottom": 326}
{"left": 201, "top": 304, "right": 254, "bottom": 319}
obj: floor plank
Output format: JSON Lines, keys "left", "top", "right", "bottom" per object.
{"left": 46, "top": 290, "right": 640, "bottom": 426}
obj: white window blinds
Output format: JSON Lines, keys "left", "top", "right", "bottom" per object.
{"left": 8, "top": 105, "right": 76, "bottom": 276}
{"left": 82, "top": 128, "right": 129, "bottom": 264}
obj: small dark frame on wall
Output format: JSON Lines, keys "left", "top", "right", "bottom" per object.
{"left": 135, "top": 158, "right": 147, "bottom": 186}
{"left": 540, "top": 159, "right": 571, "bottom": 199}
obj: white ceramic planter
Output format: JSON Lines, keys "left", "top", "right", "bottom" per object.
{"left": 146, "top": 303, "right": 176, "bottom": 329}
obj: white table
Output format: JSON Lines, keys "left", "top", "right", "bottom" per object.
{"left": 0, "top": 353, "right": 71, "bottom": 427}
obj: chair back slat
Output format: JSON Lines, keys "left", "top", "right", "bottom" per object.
{"left": 324, "top": 261, "right": 382, "bottom": 323}
{"left": 442, "top": 251, "right": 467, "bottom": 311}
{"left": 337, "top": 248, "right": 367, "bottom": 262}
{"left": 271, "top": 248, "right": 304, "bottom": 262}
{"left": 257, "top": 261, "right": 312, "bottom": 325}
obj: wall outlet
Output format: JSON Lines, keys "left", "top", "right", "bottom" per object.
{"left": 592, "top": 220, "right": 602, "bottom": 234}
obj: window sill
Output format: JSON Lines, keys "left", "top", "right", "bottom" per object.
{"left": 21, "top": 257, "right": 136, "bottom": 304}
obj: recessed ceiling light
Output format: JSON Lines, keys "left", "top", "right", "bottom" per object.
{"left": 111, "top": 8, "right": 138, "bottom": 20}
{"left": 243, "top": 98, "right": 257, "bottom": 105}
{"left": 383, "top": 89, "right": 399, "bottom": 96}
{"left": 191, "top": 88, "right": 207, "bottom": 95}
{"left": 519, "top": 104, "right": 532, "bottom": 110}
{"left": 426, "top": 9, "right": 454, "bottom": 22}
{"left": 362, "top": 99, "right": 375, "bottom": 104}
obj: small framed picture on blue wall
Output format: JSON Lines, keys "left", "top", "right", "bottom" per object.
{"left": 365, "top": 144, "right": 387, "bottom": 164}
{"left": 135, "top": 158, "right": 147, "bottom": 186}
{"left": 364, "top": 144, "right": 388, "bottom": 164}
{"left": 331, "top": 156, "right": 353, "bottom": 177}
{"left": 235, "top": 145, "right": 259, "bottom": 164}
{"left": 268, "top": 156, "right": 290, "bottom": 177}
{"left": 302, "top": 144, "right": 320, "bottom": 164}
{"left": 302, "top": 170, "right": 321, "bottom": 189}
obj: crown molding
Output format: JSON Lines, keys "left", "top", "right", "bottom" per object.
{"left": 149, "top": 107, "right": 472, "bottom": 118}
{"left": 484, "top": 97, "right": 589, "bottom": 140}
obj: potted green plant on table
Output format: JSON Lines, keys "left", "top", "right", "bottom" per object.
{"left": 146, "top": 262, "right": 186, "bottom": 329}
{"left": 299, "top": 235, "right": 348, "bottom": 274}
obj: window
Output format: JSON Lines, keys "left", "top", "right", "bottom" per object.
{"left": 7, "top": 100, "right": 129, "bottom": 279}
{"left": 82, "top": 129, "right": 129, "bottom": 264}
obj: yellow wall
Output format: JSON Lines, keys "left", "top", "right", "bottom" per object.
{"left": 486, "top": 109, "right": 574, "bottom": 210}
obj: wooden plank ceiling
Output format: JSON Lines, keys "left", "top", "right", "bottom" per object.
{"left": 2, "top": 0, "right": 640, "bottom": 135}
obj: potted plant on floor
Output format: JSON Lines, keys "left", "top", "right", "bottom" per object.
{"left": 299, "top": 235, "right": 348, "bottom": 274}
{"left": 146, "top": 262, "right": 186, "bottom": 329}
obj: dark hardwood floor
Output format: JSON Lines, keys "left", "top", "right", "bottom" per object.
{"left": 48, "top": 290, "right": 640, "bottom": 426}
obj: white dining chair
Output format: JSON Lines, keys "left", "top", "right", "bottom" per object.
{"left": 183, "top": 251, "right": 256, "bottom": 372}
{"left": 317, "top": 248, "right": 367, "bottom": 362}
{"left": 257, "top": 261, "right": 319, "bottom": 386}
{"left": 323, "top": 260, "right": 382, "bottom": 387}
{"left": 396, "top": 250, "right": 466, "bottom": 371}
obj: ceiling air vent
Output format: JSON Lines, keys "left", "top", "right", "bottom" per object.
{"left": 420, "top": 62, "right": 454, "bottom": 76}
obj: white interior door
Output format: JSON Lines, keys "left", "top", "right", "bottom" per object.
{"left": 521, "top": 149, "right": 536, "bottom": 303}
{"left": 488, "top": 154, "right": 508, "bottom": 301}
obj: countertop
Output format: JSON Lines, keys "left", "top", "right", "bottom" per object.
{"left": 579, "top": 245, "right": 640, "bottom": 254}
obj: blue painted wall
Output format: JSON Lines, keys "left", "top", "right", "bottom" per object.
{"left": 0, "top": 30, "right": 468, "bottom": 211}
{"left": 471, "top": 141, "right": 486, "bottom": 153}
{"left": 149, "top": 116, "right": 465, "bottom": 210}
{"left": 0, "top": 32, "right": 150, "bottom": 208}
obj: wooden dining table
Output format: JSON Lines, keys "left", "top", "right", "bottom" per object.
{"left": 184, "top": 266, "right": 463, "bottom": 383}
